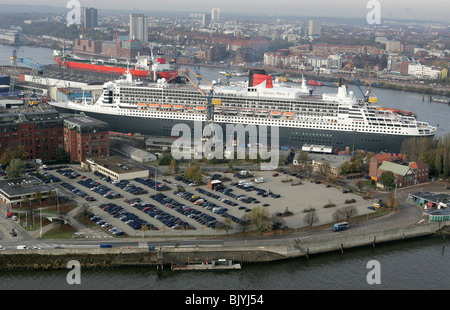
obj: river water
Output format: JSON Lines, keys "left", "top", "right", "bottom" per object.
{"left": 0, "top": 45, "right": 449, "bottom": 291}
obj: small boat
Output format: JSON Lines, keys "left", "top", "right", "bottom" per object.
{"left": 307, "top": 79, "right": 323, "bottom": 86}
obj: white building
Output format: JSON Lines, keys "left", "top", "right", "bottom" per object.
{"left": 307, "top": 56, "right": 328, "bottom": 68}
{"left": 130, "top": 14, "right": 148, "bottom": 43}
{"left": 327, "top": 55, "right": 342, "bottom": 69}
{"left": 211, "top": 8, "right": 220, "bottom": 20}
{"left": 308, "top": 20, "right": 321, "bottom": 38}
{"left": 408, "top": 63, "right": 442, "bottom": 80}
{"left": 386, "top": 40, "right": 402, "bottom": 53}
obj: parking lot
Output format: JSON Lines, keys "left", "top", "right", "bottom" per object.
{"left": 47, "top": 164, "right": 375, "bottom": 237}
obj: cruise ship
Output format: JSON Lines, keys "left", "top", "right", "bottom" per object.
{"left": 49, "top": 69, "right": 436, "bottom": 153}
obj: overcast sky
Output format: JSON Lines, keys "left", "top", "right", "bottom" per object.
{"left": 2, "top": 0, "right": 449, "bottom": 22}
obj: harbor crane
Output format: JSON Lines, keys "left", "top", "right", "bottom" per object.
{"left": 168, "top": 67, "right": 221, "bottom": 124}
{"left": 341, "top": 63, "right": 378, "bottom": 103}
{"left": 10, "top": 50, "right": 47, "bottom": 106}
{"left": 11, "top": 50, "right": 45, "bottom": 75}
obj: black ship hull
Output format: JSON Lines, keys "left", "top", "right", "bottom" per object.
{"left": 53, "top": 106, "right": 424, "bottom": 154}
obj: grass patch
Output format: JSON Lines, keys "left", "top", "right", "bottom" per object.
{"left": 42, "top": 224, "right": 76, "bottom": 239}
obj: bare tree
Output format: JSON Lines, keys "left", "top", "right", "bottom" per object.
{"left": 215, "top": 217, "right": 233, "bottom": 236}
{"left": 303, "top": 210, "right": 319, "bottom": 228}
{"left": 340, "top": 205, "right": 359, "bottom": 221}
{"left": 238, "top": 214, "right": 251, "bottom": 235}
{"left": 332, "top": 209, "right": 343, "bottom": 223}
{"left": 271, "top": 213, "right": 286, "bottom": 234}
{"left": 318, "top": 161, "right": 331, "bottom": 178}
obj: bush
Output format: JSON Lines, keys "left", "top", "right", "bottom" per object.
{"left": 323, "top": 202, "right": 336, "bottom": 208}
{"left": 345, "top": 198, "right": 356, "bottom": 204}
{"left": 303, "top": 207, "right": 316, "bottom": 213}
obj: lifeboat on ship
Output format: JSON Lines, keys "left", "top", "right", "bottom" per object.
{"left": 240, "top": 109, "right": 253, "bottom": 116}
{"left": 284, "top": 111, "right": 295, "bottom": 118}
{"left": 270, "top": 111, "right": 282, "bottom": 117}
{"left": 185, "top": 106, "right": 194, "bottom": 112}
{"left": 196, "top": 106, "right": 207, "bottom": 112}
{"left": 137, "top": 102, "right": 148, "bottom": 109}
{"left": 161, "top": 104, "right": 172, "bottom": 110}
{"left": 149, "top": 103, "right": 159, "bottom": 109}
{"left": 173, "top": 105, "right": 184, "bottom": 110}
{"left": 223, "top": 107, "right": 238, "bottom": 115}
{"left": 255, "top": 110, "right": 268, "bottom": 116}
{"left": 214, "top": 106, "right": 222, "bottom": 114}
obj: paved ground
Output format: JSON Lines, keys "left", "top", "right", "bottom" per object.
{"left": 1, "top": 162, "right": 446, "bottom": 243}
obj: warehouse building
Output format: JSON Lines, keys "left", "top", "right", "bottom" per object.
{"left": 85, "top": 156, "right": 149, "bottom": 181}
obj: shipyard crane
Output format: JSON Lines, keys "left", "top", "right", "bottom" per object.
{"left": 11, "top": 50, "right": 45, "bottom": 75}
{"left": 341, "top": 63, "right": 377, "bottom": 103}
{"left": 174, "top": 67, "right": 221, "bottom": 124}
{"left": 10, "top": 50, "right": 46, "bottom": 106}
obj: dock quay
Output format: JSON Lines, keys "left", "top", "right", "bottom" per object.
{"left": 171, "top": 258, "right": 242, "bottom": 271}
{"left": 0, "top": 222, "right": 446, "bottom": 270}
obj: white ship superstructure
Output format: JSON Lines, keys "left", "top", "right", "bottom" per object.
{"left": 50, "top": 69, "right": 436, "bottom": 153}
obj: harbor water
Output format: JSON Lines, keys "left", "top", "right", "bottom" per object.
{"left": 0, "top": 46, "right": 449, "bottom": 290}
{"left": 0, "top": 236, "right": 448, "bottom": 290}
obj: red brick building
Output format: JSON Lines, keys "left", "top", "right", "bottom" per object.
{"left": 63, "top": 116, "right": 110, "bottom": 163}
{"left": 369, "top": 153, "right": 392, "bottom": 180}
{"left": 409, "top": 161, "right": 430, "bottom": 184}
{"left": 0, "top": 111, "right": 64, "bottom": 161}
{"left": 74, "top": 39, "right": 102, "bottom": 54}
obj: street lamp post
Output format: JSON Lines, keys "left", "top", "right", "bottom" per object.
{"left": 39, "top": 207, "right": 42, "bottom": 238}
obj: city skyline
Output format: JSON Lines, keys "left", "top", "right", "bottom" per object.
{"left": 0, "top": 0, "right": 449, "bottom": 23}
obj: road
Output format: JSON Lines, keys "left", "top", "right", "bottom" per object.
{"left": 0, "top": 164, "right": 444, "bottom": 251}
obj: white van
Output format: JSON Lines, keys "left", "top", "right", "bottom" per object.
{"left": 255, "top": 177, "right": 265, "bottom": 183}
{"left": 17, "top": 245, "right": 27, "bottom": 250}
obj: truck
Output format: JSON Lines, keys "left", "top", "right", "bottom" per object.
{"left": 17, "top": 245, "right": 27, "bottom": 250}
{"left": 100, "top": 243, "right": 112, "bottom": 248}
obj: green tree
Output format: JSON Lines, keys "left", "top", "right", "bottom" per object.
{"left": 379, "top": 170, "right": 395, "bottom": 189}
{"left": 55, "top": 147, "right": 69, "bottom": 163}
{"left": 158, "top": 154, "right": 173, "bottom": 165}
{"left": 0, "top": 145, "right": 28, "bottom": 166}
{"left": 248, "top": 207, "right": 272, "bottom": 235}
{"left": 6, "top": 158, "right": 25, "bottom": 178}
{"left": 34, "top": 190, "right": 42, "bottom": 205}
